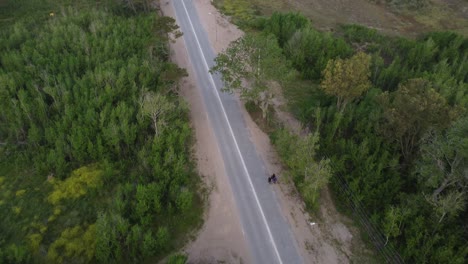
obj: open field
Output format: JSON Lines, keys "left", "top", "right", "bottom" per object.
{"left": 215, "top": 0, "right": 468, "bottom": 37}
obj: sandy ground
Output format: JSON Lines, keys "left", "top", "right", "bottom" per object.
{"left": 160, "top": 0, "right": 372, "bottom": 263}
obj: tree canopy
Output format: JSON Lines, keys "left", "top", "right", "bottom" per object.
{"left": 0, "top": 1, "right": 199, "bottom": 263}
{"left": 321, "top": 51, "right": 372, "bottom": 112}
{"left": 379, "top": 78, "right": 457, "bottom": 160}
{"left": 210, "top": 33, "right": 293, "bottom": 118}
{"left": 250, "top": 12, "right": 467, "bottom": 263}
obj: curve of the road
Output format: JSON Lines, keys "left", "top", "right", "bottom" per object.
{"left": 171, "top": 1, "right": 303, "bottom": 263}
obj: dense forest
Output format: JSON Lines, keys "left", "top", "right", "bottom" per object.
{"left": 212, "top": 11, "right": 467, "bottom": 263}
{"left": 0, "top": 0, "right": 198, "bottom": 263}
{"left": 267, "top": 14, "right": 468, "bottom": 263}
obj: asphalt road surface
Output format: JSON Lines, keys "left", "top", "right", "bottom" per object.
{"left": 172, "top": 1, "right": 303, "bottom": 263}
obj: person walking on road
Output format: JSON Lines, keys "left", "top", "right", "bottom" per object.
{"left": 268, "top": 173, "right": 277, "bottom": 184}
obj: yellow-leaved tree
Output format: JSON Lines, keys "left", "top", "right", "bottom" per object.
{"left": 321, "top": 52, "right": 372, "bottom": 112}
{"left": 48, "top": 164, "right": 103, "bottom": 205}
{"left": 47, "top": 224, "right": 96, "bottom": 263}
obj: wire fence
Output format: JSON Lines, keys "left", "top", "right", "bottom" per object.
{"left": 330, "top": 171, "right": 405, "bottom": 264}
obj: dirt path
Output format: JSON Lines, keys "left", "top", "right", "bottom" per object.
{"left": 161, "top": 0, "right": 373, "bottom": 263}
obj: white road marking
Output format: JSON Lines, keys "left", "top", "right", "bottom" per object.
{"left": 179, "top": 1, "right": 283, "bottom": 263}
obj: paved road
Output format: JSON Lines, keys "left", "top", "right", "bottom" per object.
{"left": 171, "top": 1, "right": 303, "bottom": 263}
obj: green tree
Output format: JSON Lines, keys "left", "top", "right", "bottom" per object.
{"left": 211, "top": 33, "right": 293, "bottom": 118}
{"left": 290, "top": 133, "right": 331, "bottom": 207}
{"left": 156, "top": 227, "right": 169, "bottom": 251}
{"left": 142, "top": 231, "right": 157, "bottom": 257}
{"left": 263, "top": 12, "right": 311, "bottom": 47}
{"left": 320, "top": 52, "right": 372, "bottom": 112}
{"left": 95, "top": 213, "right": 115, "bottom": 263}
{"left": 383, "top": 206, "right": 407, "bottom": 245}
{"left": 426, "top": 190, "right": 465, "bottom": 224}
{"left": 417, "top": 117, "right": 468, "bottom": 195}
{"left": 139, "top": 92, "right": 175, "bottom": 136}
{"left": 119, "top": 0, "right": 153, "bottom": 13}
{"left": 379, "top": 78, "right": 456, "bottom": 161}
{"left": 285, "top": 27, "right": 352, "bottom": 80}
{"left": 2, "top": 244, "right": 30, "bottom": 264}
{"left": 176, "top": 189, "right": 193, "bottom": 214}
{"left": 95, "top": 212, "right": 129, "bottom": 263}
{"left": 273, "top": 129, "right": 332, "bottom": 208}
{"left": 416, "top": 117, "right": 468, "bottom": 223}
{"left": 167, "top": 253, "right": 188, "bottom": 264}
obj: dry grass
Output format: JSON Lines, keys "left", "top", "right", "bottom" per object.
{"left": 215, "top": 0, "right": 468, "bottom": 37}
{"left": 412, "top": 3, "right": 468, "bottom": 36}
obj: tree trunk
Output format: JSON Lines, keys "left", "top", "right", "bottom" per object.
{"left": 151, "top": 114, "right": 159, "bottom": 136}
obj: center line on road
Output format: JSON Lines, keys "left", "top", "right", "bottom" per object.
{"left": 178, "top": 0, "right": 283, "bottom": 263}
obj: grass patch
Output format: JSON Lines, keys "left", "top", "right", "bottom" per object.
{"left": 212, "top": 0, "right": 260, "bottom": 28}
{"left": 0, "top": 0, "right": 66, "bottom": 28}
{"left": 412, "top": 5, "right": 468, "bottom": 35}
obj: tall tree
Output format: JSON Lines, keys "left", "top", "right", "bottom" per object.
{"left": 139, "top": 92, "right": 174, "bottom": 136}
{"left": 292, "top": 133, "right": 332, "bottom": 208}
{"left": 416, "top": 116, "right": 468, "bottom": 223}
{"left": 320, "top": 51, "right": 372, "bottom": 112}
{"left": 273, "top": 129, "right": 331, "bottom": 208}
{"left": 285, "top": 27, "right": 352, "bottom": 80}
{"left": 379, "top": 78, "right": 457, "bottom": 161}
{"left": 383, "top": 206, "right": 407, "bottom": 246}
{"left": 263, "top": 12, "right": 311, "bottom": 47}
{"left": 210, "top": 33, "right": 293, "bottom": 119}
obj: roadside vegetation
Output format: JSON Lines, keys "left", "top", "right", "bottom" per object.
{"left": 211, "top": 9, "right": 467, "bottom": 264}
{"left": 0, "top": 0, "right": 199, "bottom": 263}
